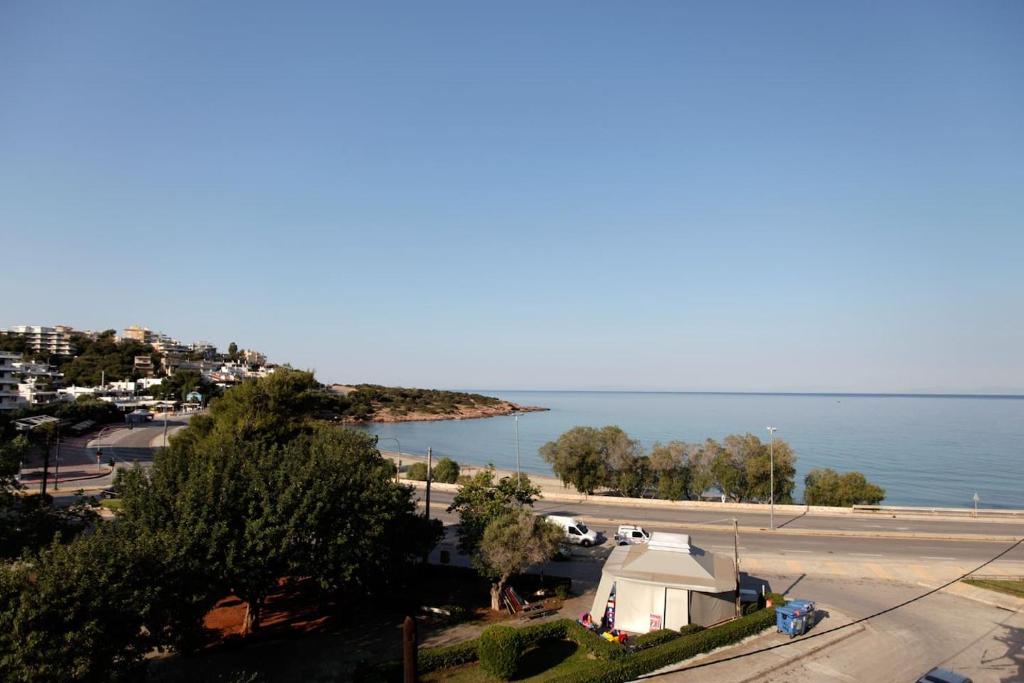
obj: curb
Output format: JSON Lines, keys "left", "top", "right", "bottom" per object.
{"left": 731, "top": 622, "right": 866, "bottom": 683}
{"left": 942, "top": 582, "right": 1024, "bottom": 612}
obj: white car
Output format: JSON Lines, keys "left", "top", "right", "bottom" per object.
{"left": 546, "top": 515, "right": 600, "bottom": 547}
{"left": 614, "top": 525, "right": 650, "bottom": 545}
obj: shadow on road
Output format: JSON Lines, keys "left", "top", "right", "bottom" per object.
{"left": 777, "top": 506, "right": 810, "bottom": 529}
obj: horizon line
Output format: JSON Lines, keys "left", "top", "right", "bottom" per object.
{"left": 461, "top": 389, "right": 1024, "bottom": 400}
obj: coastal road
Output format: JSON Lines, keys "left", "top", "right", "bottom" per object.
{"left": 422, "top": 488, "right": 1024, "bottom": 539}
{"left": 421, "top": 489, "right": 1024, "bottom": 587}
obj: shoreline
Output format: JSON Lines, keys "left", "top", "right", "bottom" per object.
{"left": 345, "top": 403, "right": 548, "bottom": 424}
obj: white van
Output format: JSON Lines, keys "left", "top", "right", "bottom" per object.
{"left": 545, "top": 515, "right": 599, "bottom": 547}
{"left": 614, "top": 525, "right": 650, "bottom": 545}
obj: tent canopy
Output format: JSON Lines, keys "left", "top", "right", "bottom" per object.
{"left": 589, "top": 532, "right": 736, "bottom": 625}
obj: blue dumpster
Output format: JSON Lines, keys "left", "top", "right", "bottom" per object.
{"left": 775, "top": 603, "right": 813, "bottom": 638}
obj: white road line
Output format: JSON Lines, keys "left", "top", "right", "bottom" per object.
{"left": 921, "top": 556, "right": 957, "bottom": 561}
{"left": 781, "top": 549, "right": 813, "bottom": 554}
{"left": 850, "top": 553, "right": 884, "bottom": 558}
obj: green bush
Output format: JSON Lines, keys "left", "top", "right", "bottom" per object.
{"left": 678, "top": 624, "right": 704, "bottom": 636}
{"left": 555, "top": 584, "right": 570, "bottom": 600}
{"left": 478, "top": 625, "right": 523, "bottom": 680}
{"left": 433, "top": 457, "right": 461, "bottom": 483}
{"left": 406, "top": 462, "right": 429, "bottom": 481}
{"left": 630, "top": 628, "right": 679, "bottom": 650}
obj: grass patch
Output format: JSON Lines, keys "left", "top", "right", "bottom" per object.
{"left": 421, "top": 639, "right": 605, "bottom": 682}
{"left": 964, "top": 578, "right": 1024, "bottom": 599}
{"left": 99, "top": 499, "right": 123, "bottom": 511}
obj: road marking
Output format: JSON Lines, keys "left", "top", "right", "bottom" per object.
{"left": 781, "top": 549, "right": 813, "bottom": 554}
{"left": 921, "top": 556, "right": 957, "bottom": 561}
{"left": 850, "top": 553, "right": 884, "bottom": 558}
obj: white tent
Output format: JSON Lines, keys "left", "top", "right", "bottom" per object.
{"left": 589, "top": 532, "right": 737, "bottom": 633}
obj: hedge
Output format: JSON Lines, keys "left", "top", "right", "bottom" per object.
{"left": 357, "top": 606, "right": 780, "bottom": 683}
{"left": 478, "top": 626, "right": 522, "bottom": 679}
{"left": 543, "top": 608, "right": 779, "bottom": 683}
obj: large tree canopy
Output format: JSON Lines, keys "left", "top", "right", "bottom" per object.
{"left": 477, "top": 510, "right": 562, "bottom": 611}
{"left": 118, "top": 369, "right": 435, "bottom": 634}
{"left": 804, "top": 468, "right": 885, "bottom": 507}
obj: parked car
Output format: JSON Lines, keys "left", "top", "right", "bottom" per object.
{"left": 545, "top": 515, "right": 599, "bottom": 547}
{"left": 916, "top": 667, "right": 972, "bottom": 683}
{"left": 614, "top": 525, "right": 650, "bottom": 545}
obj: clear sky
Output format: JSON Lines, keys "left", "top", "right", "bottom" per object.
{"left": 2, "top": 2, "right": 1022, "bottom": 393}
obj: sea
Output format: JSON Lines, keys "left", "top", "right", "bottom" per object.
{"left": 357, "top": 391, "right": 1024, "bottom": 510}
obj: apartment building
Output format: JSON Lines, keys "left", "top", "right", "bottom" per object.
{"left": 241, "top": 349, "right": 267, "bottom": 366}
{"left": 0, "top": 352, "right": 21, "bottom": 412}
{"left": 123, "top": 325, "right": 159, "bottom": 344}
{"left": 134, "top": 355, "right": 155, "bottom": 377}
{"left": 5, "top": 325, "right": 76, "bottom": 356}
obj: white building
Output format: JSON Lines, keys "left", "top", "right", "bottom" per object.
{"left": 590, "top": 533, "right": 737, "bottom": 633}
{"left": 0, "top": 352, "right": 21, "bottom": 412}
{"left": 5, "top": 325, "right": 76, "bottom": 356}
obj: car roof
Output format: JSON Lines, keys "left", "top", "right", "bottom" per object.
{"left": 918, "top": 667, "right": 971, "bottom": 683}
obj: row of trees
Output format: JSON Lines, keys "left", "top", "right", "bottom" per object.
{"left": 540, "top": 426, "right": 884, "bottom": 506}
{"left": 0, "top": 370, "right": 441, "bottom": 680}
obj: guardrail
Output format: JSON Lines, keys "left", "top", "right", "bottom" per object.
{"left": 852, "top": 505, "right": 1024, "bottom": 519}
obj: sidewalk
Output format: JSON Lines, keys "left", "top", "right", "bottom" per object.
{"left": 653, "top": 606, "right": 863, "bottom": 682}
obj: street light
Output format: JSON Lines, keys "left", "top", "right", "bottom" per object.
{"left": 513, "top": 413, "right": 521, "bottom": 489}
{"left": 766, "top": 426, "right": 778, "bottom": 530}
{"left": 376, "top": 436, "right": 402, "bottom": 481}
{"left": 973, "top": 492, "right": 980, "bottom": 518}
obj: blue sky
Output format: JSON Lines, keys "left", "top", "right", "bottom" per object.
{"left": 2, "top": 2, "right": 1022, "bottom": 393}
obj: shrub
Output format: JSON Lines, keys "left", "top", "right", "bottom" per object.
{"left": 433, "top": 457, "right": 461, "bottom": 483}
{"left": 478, "top": 625, "right": 523, "bottom": 680}
{"left": 630, "top": 628, "right": 679, "bottom": 651}
{"left": 555, "top": 584, "right": 570, "bottom": 600}
{"left": 406, "top": 462, "right": 429, "bottom": 481}
{"left": 678, "top": 624, "right": 704, "bottom": 636}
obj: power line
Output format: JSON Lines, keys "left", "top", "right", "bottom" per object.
{"left": 636, "top": 535, "right": 1024, "bottom": 680}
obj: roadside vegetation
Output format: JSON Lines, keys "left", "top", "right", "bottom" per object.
{"left": 963, "top": 577, "right": 1024, "bottom": 599}
{"left": 541, "top": 426, "right": 884, "bottom": 506}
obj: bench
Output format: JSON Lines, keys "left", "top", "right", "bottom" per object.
{"left": 502, "top": 586, "right": 557, "bottom": 620}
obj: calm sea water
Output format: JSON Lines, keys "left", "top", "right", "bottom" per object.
{"left": 359, "top": 391, "right": 1024, "bottom": 509}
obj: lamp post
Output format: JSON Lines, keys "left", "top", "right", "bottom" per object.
{"left": 766, "top": 426, "right": 778, "bottom": 530}
{"left": 513, "top": 413, "right": 521, "bottom": 489}
{"left": 377, "top": 436, "right": 403, "bottom": 481}
{"left": 973, "top": 492, "right": 980, "bottom": 518}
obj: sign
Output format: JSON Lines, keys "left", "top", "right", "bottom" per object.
{"left": 185, "top": 391, "right": 203, "bottom": 403}
{"left": 649, "top": 614, "right": 662, "bottom": 631}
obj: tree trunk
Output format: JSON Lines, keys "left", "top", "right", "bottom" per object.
{"left": 242, "top": 597, "right": 262, "bottom": 636}
{"left": 490, "top": 582, "right": 502, "bottom": 612}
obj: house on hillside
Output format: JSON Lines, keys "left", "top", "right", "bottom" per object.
{"left": 590, "top": 532, "right": 737, "bottom": 634}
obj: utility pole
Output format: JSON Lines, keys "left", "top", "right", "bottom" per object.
{"left": 733, "top": 518, "right": 741, "bottom": 618}
{"left": 163, "top": 406, "right": 169, "bottom": 447}
{"left": 424, "top": 447, "right": 432, "bottom": 521}
{"left": 766, "top": 426, "right": 778, "bottom": 530}
{"left": 53, "top": 425, "right": 60, "bottom": 491}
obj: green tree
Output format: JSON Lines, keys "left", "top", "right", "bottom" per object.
{"left": 432, "top": 457, "right": 460, "bottom": 484}
{"left": 119, "top": 370, "right": 434, "bottom": 636}
{"left": 227, "top": 342, "right": 238, "bottom": 361}
{"left": 149, "top": 370, "right": 222, "bottom": 403}
{"left": 804, "top": 468, "right": 885, "bottom": 506}
{"left": 476, "top": 510, "right": 562, "bottom": 611}
{"left": 0, "top": 523, "right": 181, "bottom": 682}
{"left": 539, "top": 426, "right": 608, "bottom": 495}
{"left": 406, "top": 462, "right": 429, "bottom": 481}
{"left": 447, "top": 467, "right": 540, "bottom": 557}
{"left": 704, "top": 434, "right": 797, "bottom": 504}
{"left": 649, "top": 441, "right": 693, "bottom": 500}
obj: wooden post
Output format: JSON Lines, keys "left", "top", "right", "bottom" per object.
{"left": 402, "top": 615, "right": 418, "bottom": 683}
{"left": 733, "top": 518, "right": 741, "bottom": 618}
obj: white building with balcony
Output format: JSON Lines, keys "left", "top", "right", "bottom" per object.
{"left": 0, "top": 352, "right": 22, "bottom": 412}
{"left": 4, "top": 325, "right": 76, "bottom": 356}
